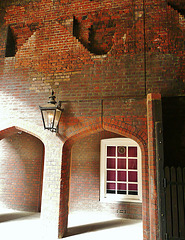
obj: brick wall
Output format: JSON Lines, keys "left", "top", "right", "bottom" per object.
{"left": 0, "top": 131, "right": 44, "bottom": 212}
{"left": 147, "top": 93, "right": 162, "bottom": 240}
{"left": 0, "top": 0, "right": 185, "bottom": 239}
{"left": 0, "top": 0, "right": 184, "bottom": 102}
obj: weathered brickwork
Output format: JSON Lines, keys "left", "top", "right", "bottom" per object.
{"left": 1, "top": 0, "right": 184, "bottom": 97}
{"left": 0, "top": 0, "right": 184, "bottom": 239}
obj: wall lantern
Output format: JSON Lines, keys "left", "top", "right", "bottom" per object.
{"left": 39, "top": 90, "right": 64, "bottom": 132}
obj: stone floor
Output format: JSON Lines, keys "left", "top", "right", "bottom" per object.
{"left": 0, "top": 209, "right": 143, "bottom": 240}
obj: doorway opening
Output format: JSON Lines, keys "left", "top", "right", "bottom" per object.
{"left": 0, "top": 127, "right": 45, "bottom": 213}
{"left": 64, "top": 130, "right": 143, "bottom": 239}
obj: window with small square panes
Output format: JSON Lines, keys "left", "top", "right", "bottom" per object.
{"left": 100, "top": 138, "right": 142, "bottom": 202}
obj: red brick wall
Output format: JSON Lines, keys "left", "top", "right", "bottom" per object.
{"left": 0, "top": 0, "right": 184, "bottom": 102}
{"left": 0, "top": 0, "right": 185, "bottom": 239}
{"left": 147, "top": 93, "right": 163, "bottom": 240}
{"left": 0, "top": 131, "right": 44, "bottom": 212}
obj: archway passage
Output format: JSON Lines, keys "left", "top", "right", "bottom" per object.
{"left": 60, "top": 130, "right": 144, "bottom": 239}
{"left": 0, "top": 127, "right": 44, "bottom": 212}
{"left": 69, "top": 131, "right": 142, "bottom": 218}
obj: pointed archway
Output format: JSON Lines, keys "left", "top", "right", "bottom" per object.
{"left": 0, "top": 127, "right": 44, "bottom": 212}
{"left": 58, "top": 118, "right": 148, "bottom": 238}
{"left": 0, "top": 119, "right": 63, "bottom": 239}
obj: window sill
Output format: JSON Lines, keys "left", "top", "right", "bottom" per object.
{"left": 100, "top": 197, "right": 142, "bottom": 204}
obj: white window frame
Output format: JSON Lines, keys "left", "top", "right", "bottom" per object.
{"left": 100, "top": 138, "right": 142, "bottom": 203}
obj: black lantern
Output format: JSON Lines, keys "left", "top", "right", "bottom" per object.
{"left": 39, "top": 90, "right": 64, "bottom": 132}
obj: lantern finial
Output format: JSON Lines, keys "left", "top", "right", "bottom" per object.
{"left": 48, "top": 90, "right": 57, "bottom": 105}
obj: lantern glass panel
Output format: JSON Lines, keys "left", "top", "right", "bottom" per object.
{"left": 42, "top": 109, "right": 56, "bottom": 129}
{"left": 54, "top": 109, "right": 62, "bottom": 129}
